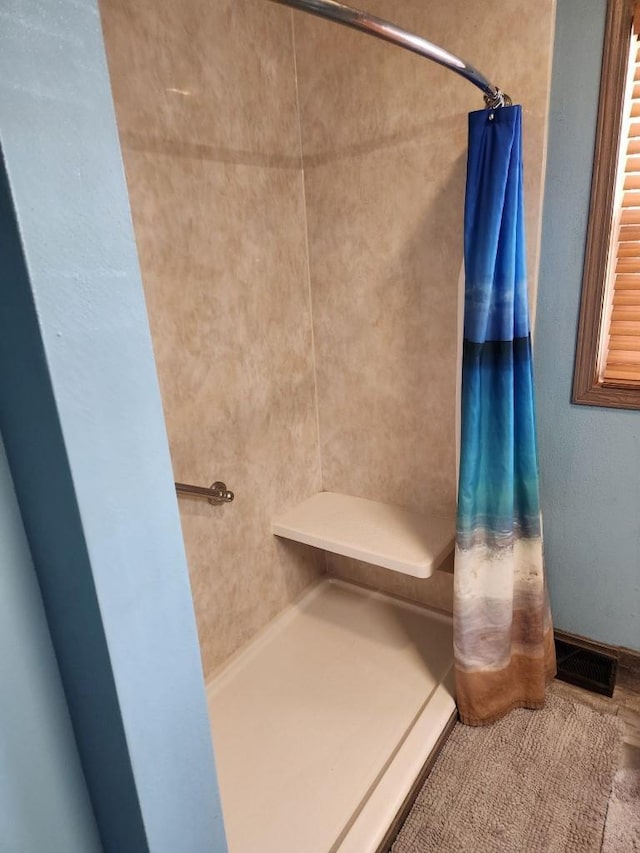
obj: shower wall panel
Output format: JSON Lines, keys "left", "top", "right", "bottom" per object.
{"left": 294, "top": 0, "right": 555, "bottom": 609}
{"left": 100, "top": 0, "right": 324, "bottom": 677}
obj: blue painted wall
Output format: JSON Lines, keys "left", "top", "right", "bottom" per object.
{"left": 0, "top": 1, "right": 227, "bottom": 849}
{"left": 0, "top": 429, "right": 101, "bottom": 852}
{"left": 536, "top": 0, "right": 640, "bottom": 651}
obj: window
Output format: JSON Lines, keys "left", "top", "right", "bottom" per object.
{"left": 573, "top": 0, "right": 640, "bottom": 408}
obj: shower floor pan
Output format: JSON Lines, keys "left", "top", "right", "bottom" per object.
{"left": 206, "top": 578, "right": 456, "bottom": 853}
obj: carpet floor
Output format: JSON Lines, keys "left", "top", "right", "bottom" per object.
{"left": 392, "top": 689, "right": 624, "bottom": 853}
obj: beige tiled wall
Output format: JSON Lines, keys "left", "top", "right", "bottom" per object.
{"left": 293, "top": 0, "right": 555, "bottom": 608}
{"left": 100, "top": 0, "right": 325, "bottom": 678}
{"left": 100, "top": 0, "right": 556, "bottom": 671}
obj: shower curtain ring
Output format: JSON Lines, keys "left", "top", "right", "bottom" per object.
{"left": 484, "top": 88, "right": 512, "bottom": 109}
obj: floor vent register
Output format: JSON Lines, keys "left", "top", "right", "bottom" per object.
{"left": 554, "top": 635, "right": 618, "bottom": 697}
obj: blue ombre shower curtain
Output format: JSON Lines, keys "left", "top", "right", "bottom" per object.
{"left": 454, "top": 106, "right": 556, "bottom": 726}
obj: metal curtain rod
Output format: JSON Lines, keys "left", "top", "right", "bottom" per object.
{"left": 269, "top": 0, "right": 511, "bottom": 108}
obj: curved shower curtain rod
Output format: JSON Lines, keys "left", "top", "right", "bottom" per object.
{"left": 269, "top": 0, "right": 511, "bottom": 109}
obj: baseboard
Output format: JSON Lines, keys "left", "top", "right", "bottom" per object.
{"left": 554, "top": 629, "right": 621, "bottom": 658}
{"left": 554, "top": 630, "right": 640, "bottom": 663}
{"left": 619, "top": 646, "right": 640, "bottom": 669}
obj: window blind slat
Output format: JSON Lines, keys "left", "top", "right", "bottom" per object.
{"left": 614, "top": 257, "right": 640, "bottom": 272}
{"left": 624, "top": 154, "right": 640, "bottom": 172}
{"left": 611, "top": 290, "right": 640, "bottom": 305}
{"left": 616, "top": 240, "right": 640, "bottom": 255}
{"left": 619, "top": 206, "right": 640, "bottom": 224}
{"left": 606, "top": 349, "right": 640, "bottom": 363}
{"left": 614, "top": 273, "right": 640, "bottom": 288}
{"left": 618, "top": 224, "right": 640, "bottom": 240}
{"left": 608, "top": 336, "right": 640, "bottom": 350}
{"left": 603, "top": 366, "right": 640, "bottom": 380}
{"left": 611, "top": 290, "right": 640, "bottom": 299}
{"left": 611, "top": 308, "right": 640, "bottom": 321}
{"left": 609, "top": 320, "right": 640, "bottom": 336}
{"left": 620, "top": 189, "right": 640, "bottom": 204}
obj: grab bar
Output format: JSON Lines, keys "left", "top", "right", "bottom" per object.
{"left": 175, "top": 481, "right": 235, "bottom": 505}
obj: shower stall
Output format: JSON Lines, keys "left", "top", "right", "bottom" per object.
{"left": 99, "top": 0, "right": 555, "bottom": 848}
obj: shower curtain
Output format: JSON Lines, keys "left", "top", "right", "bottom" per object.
{"left": 454, "top": 105, "right": 556, "bottom": 726}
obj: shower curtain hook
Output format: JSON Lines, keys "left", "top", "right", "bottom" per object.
{"left": 484, "top": 88, "right": 512, "bottom": 109}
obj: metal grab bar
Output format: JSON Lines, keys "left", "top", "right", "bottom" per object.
{"left": 175, "top": 481, "right": 235, "bottom": 505}
{"left": 269, "top": 0, "right": 511, "bottom": 108}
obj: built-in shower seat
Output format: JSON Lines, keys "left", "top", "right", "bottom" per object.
{"left": 272, "top": 491, "right": 455, "bottom": 577}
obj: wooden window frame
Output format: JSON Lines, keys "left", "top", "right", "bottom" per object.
{"left": 573, "top": 0, "right": 640, "bottom": 408}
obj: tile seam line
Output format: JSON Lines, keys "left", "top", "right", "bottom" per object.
{"left": 290, "top": 10, "right": 326, "bottom": 529}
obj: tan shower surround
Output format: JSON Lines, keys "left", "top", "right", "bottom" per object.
{"left": 100, "top": 0, "right": 325, "bottom": 677}
{"left": 293, "top": 0, "right": 555, "bottom": 608}
{"left": 100, "top": 0, "right": 556, "bottom": 677}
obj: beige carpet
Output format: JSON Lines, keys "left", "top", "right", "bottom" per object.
{"left": 392, "top": 690, "right": 623, "bottom": 853}
{"left": 602, "top": 768, "right": 640, "bottom": 851}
